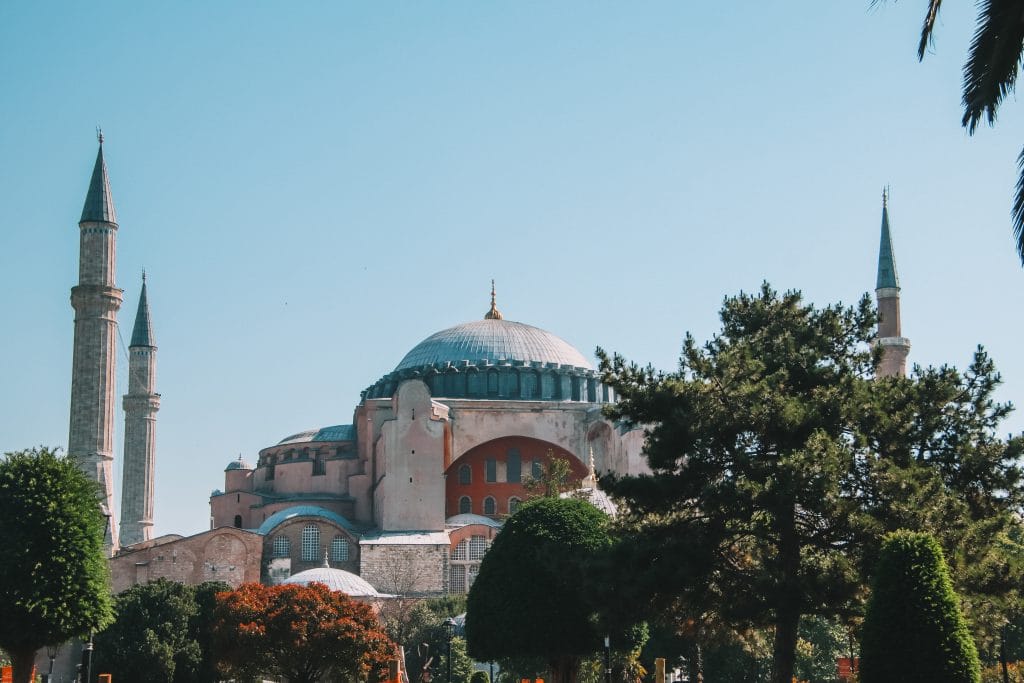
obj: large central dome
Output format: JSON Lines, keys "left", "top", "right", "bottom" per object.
{"left": 395, "top": 319, "right": 592, "bottom": 371}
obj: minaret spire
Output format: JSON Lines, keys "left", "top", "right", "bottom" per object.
{"left": 484, "top": 279, "right": 503, "bottom": 320}
{"left": 69, "top": 136, "right": 124, "bottom": 553}
{"left": 874, "top": 189, "right": 911, "bottom": 378}
{"left": 120, "top": 273, "right": 160, "bottom": 545}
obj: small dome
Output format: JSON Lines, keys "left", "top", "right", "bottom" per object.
{"left": 225, "top": 455, "right": 253, "bottom": 471}
{"left": 284, "top": 567, "right": 380, "bottom": 597}
{"left": 396, "top": 319, "right": 591, "bottom": 371}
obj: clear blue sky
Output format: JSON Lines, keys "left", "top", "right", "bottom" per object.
{"left": 2, "top": 2, "right": 1022, "bottom": 536}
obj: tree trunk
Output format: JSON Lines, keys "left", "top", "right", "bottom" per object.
{"left": 9, "top": 646, "right": 37, "bottom": 683}
{"left": 1001, "top": 626, "right": 1010, "bottom": 683}
{"left": 771, "top": 508, "right": 801, "bottom": 683}
{"left": 548, "top": 655, "right": 580, "bottom": 683}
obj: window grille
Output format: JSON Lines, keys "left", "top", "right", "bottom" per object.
{"left": 301, "top": 524, "right": 320, "bottom": 561}
{"left": 272, "top": 536, "right": 290, "bottom": 557}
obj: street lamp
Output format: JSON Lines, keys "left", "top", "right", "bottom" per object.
{"left": 444, "top": 617, "right": 457, "bottom": 683}
{"left": 80, "top": 506, "right": 112, "bottom": 683}
{"left": 43, "top": 644, "right": 58, "bottom": 683}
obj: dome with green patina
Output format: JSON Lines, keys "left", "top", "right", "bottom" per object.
{"left": 395, "top": 318, "right": 592, "bottom": 372}
{"left": 364, "top": 298, "right": 610, "bottom": 403}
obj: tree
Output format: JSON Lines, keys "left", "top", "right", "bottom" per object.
{"left": 392, "top": 597, "right": 473, "bottom": 683}
{"left": 92, "top": 579, "right": 230, "bottom": 683}
{"left": 879, "top": 0, "right": 1024, "bottom": 265}
{"left": 465, "top": 497, "right": 613, "bottom": 683}
{"left": 213, "top": 581, "right": 395, "bottom": 683}
{"left": 860, "top": 531, "right": 981, "bottom": 682}
{"left": 0, "top": 447, "right": 114, "bottom": 683}
{"left": 597, "top": 284, "right": 1023, "bottom": 683}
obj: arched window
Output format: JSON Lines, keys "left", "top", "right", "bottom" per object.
{"left": 459, "top": 496, "right": 472, "bottom": 514}
{"left": 331, "top": 536, "right": 349, "bottom": 562}
{"left": 469, "top": 535, "right": 489, "bottom": 560}
{"left": 458, "top": 464, "right": 472, "bottom": 485}
{"left": 451, "top": 539, "right": 468, "bottom": 560}
{"left": 301, "top": 524, "right": 320, "bottom": 561}
{"left": 483, "top": 497, "right": 496, "bottom": 516}
{"left": 233, "top": 515, "right": 242, "bottom": 528}
{"left": 509, "top": 497, "right": 522, "bottom": 514}
{"left": 272, "top": 535, "right": 290, "bottom": 557}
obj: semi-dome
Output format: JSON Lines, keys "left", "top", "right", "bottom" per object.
{"left": 395, "top": 319, "right": 592, "bottom": 371}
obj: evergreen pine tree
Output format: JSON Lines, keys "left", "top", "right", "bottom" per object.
{"left": 860, "top": 530, "right": 980, "bottom": 683}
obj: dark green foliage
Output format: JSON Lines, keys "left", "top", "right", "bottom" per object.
{"left": 470, "top": 670, "right": 490, "bottom": 683}
{"left": 93, "top": 579, "right": 229, "bottom": 683}
{"left": 597, "top": 285, "right": 1023, "bottom": 683}
{"left": 0, "top": 447, "right": 114, "bottom": 683}
{"left": 860, "top": 531, "right": 980, "bottom": 683}
{"left": 393, "top": 596, "right": 471, "bottom": 683}
{"left": 466, "top": 497, "right": 612, "bottom": 683}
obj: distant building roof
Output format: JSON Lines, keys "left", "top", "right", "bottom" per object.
{"left": 256, "top": 505, "right": 358, "bottom": 536}
{"left": 359, "top": 530, "right": 451, "bottom": 545}
{"left": 445, "top": 513, "right": 503, "bottom": 529}
{"left": 276, "top": 424, "right": 354, "bottom": 445}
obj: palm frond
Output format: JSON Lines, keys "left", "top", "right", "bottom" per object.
{"left": 918, "top": 0, "right": 945, "bottom": 60}
{"left": 1012, "top": 147, "right": 1024, "bottom": 265}
{"left": 961, "top": 0, "right": 1024, "bottom": 133}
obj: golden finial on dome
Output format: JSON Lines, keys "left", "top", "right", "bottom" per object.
{"left": 582, "top": 446, "right": 597, "bottom": 488}
{"left": 484, "top": 279, "right": 503, "bottom": 320}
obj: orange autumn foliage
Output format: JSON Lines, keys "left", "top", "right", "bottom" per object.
{"left": 213, "top": 582, "right": 394, "bottom": 683}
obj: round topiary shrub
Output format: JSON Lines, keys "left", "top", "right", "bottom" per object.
{"left": 859, "top": 530, "right": 980, "bottom": 683}
{"left": 470, "top": 670, "right": 490, "bottom": 683}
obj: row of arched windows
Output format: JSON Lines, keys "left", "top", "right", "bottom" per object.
{"left": 458, "top": 495, "right": 521, "bottom": 516}
{"left": 271, "top": 525, "right": 351, "bottom": 563}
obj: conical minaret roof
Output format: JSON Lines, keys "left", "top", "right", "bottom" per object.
{"left": 876, "top": 189, "right": 899, "bottom": 290}
{"left": 130, "top": 274, "right": 155, "bottom": 347}
{"left": 80, "top": 137, "right": 117, "bottom": 224}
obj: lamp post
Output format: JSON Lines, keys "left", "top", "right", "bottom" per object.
{"left": 444, "top": 617, "right": 457, "bottom": 683}
{"left": 80, "top": 506, "right": 112, "bottom": 683}
{"left": 44, "top": 644, "right": 58, "bottom": 683}
{"left": 604, "top": 635, "right": 611, "bottom": 683}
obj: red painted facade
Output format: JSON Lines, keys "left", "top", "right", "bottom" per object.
{"left": 444, "top": 436, "right": 588, "bottom": 517}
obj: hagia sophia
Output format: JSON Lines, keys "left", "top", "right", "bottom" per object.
{"left": 65, "top": 138, "right": 910, "bottom": 600}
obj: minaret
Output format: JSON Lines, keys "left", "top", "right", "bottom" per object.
{"left": 874, "top": 189, "right": 911, "bottom": 377}
{"left": 120, "top": 273, "right": 160, "bottom": 546}
{"left": 68, "top": 133, "right": 123, "bottom": 551}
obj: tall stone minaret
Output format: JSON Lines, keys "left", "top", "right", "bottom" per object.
{"left": 875, "top": 189, "right": 911, "bottom": 378}
{"left": 120, "top": 274, "right": 160, "bottom": 546}
{"left": 69, "top": 134, "right": 123, "bottom": 551}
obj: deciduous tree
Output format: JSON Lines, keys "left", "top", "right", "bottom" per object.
{"left": 92, "top": 578, "right": 229, "bottom": 683}
{"left": 213, "top": 581, "right": 394, "bottom": 683}
{"left": 465, "top": 497, "right": 613, "bottom": 683}
{"left": 0, "top": 447, "right": 113, "bottom": 683}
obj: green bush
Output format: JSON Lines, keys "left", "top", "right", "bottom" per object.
{"left": 470, "top": 670, "right": 490, "bottom": 683}
{"left": 860, "top": 530, "right": 980, "bottom": 683}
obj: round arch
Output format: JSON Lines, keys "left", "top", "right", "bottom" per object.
{"left": 444, "top": 436, "right": 588, "bottom": 518}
